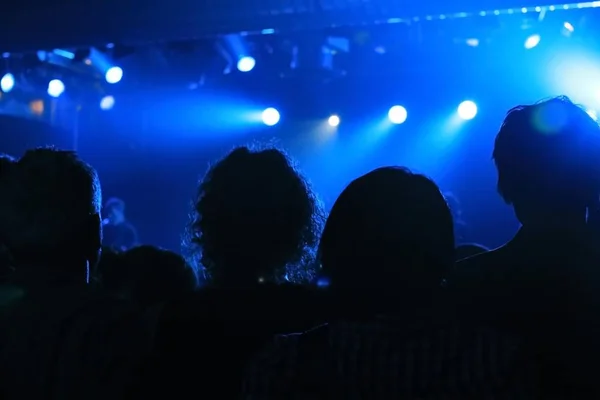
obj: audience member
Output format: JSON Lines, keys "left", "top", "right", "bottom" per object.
{"left": 103, "top": 245, "right": 198, "bottom": 306}
{"left": 451, "top": 96, "right": 600, "bottom": 396}
{"left": 243, "top": 167, "right": 537, "bottom": 398}
{"left": 0, "top": 148, "right": 155, "bottom": 400}
{"left": 455, "top": 242, "right": 489, "bottom": 260}
{"left": 0, "top": 153, "right": 16, "bottom": 282}
{"left": 186, "top": 145, "right": 325, "bottom": 286}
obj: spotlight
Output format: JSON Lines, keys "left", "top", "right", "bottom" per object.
{"left": 388, "top": 105, "right": 407, "bottom": 124}
{"left": 237, "top": 56, "right": 256, "bottom": 72}
{"left": 105, "top": 66, "right": 123, "bottom": 84}
{"left": 563, "top": 22, "right": 574, "bottom": 32}
{"left": 47, "top": 79, "right": 65, "bottom": 98}
{"left": 100, "top": 95, "right": 115, "bottom": 110}
{"left": 458, "top": 101, "right": 477, "bottom": 120}
{"left": 524, "top": 34, "right": 540, "bottom": 49}
{"left": 587, "top": 109, "right": 598, "bottom": 121}
{"left": 0, "top": 73, "right": 14, "bottom": 93}
{"left": 328, "top": 115, "right": 340, "bottom": 127}
{"left": 262, "top": 108, "right": 280, "bottom": 126}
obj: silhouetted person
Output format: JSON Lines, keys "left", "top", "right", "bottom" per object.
{"left": 0, "top": 148, "right": 154, "bottom": 400}
{"left": 0, "top": 153, "right": 16, "bottom": 282}
{"left": 186, "top": 145, "right": 325, "bottom": 286}
{"left": 103, "top": 245, "right": 198, "bottom": 306}
{"left": 451, "top": 96, "right": 600, "bottom": 396}
{"left": 145, "top": 145, "right": 327, "bottom": 399}
{"left": 455, "top": 242, "right": 489, "bottom": 261}
{"left": 444, "top": 191, "right": 469, "bottom": 244}
{"left": 244, "top": 167, "right": 537, "bottom": 398}
{"left": 103, "top": 197, "right": 139, "bottom": 251}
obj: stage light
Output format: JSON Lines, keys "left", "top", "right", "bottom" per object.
{"left": 105, "top": 66, "right": 123, "bottom": 84}
{"left": 328, "top": 115, "right": 340, "bottom": 127}
{"left": 262, "top": 108, "right": 280, "bottom": 126}
{"left": 100, "top": 95, "right": 115, "bottom": 110}
{"left": 458, "top": 100, "right": 477, "bottom": 120}
{"left": 0, "top": 73, "right": 14, "bottom": 93}
{"left": 587, "top": 109, "right": 597, "bottom": 121}
{"left": 388, "top": 105, "right": 407, "bottom": 124}
{"left": 524, "top": 34, "right": 540, "bottom": 49}
{"left": 237, "top": 56, "right": 256, "bottom": 72}
{"left": 47, "top": 79, "right": 65, "bottom": 98}
{"left": 563, "top": 22, "right": 574, "bottom": 32}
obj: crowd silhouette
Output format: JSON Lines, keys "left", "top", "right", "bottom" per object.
{"left": 0, "top": 96, "right": 599, "bottom": 399}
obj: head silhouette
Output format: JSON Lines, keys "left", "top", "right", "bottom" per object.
{"left": 493, "top": 96, "right": 600, "bottom": 225}
{"left": 103, "top": 245, "right": 198, "bottom": 306}
{"left": 187, "top": 145, "right": 325, "bottom": 286}
{"left": 0, "top": 148, "right": 102, "bottom": 283}
{"left": 455, "top": 243, "right": 489, "bottom": 261}
{"left": 318, "top": 167, "right": 454, "bottom": 291}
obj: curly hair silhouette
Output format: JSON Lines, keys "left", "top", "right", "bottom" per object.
{"left": 186, "top": 145, "right": 325, "bottom": 286}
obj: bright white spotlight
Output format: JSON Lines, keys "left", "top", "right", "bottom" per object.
{"left": 262, "top": 108, "right": 280, "bottom": 126}
{"left": 100, "top": 95, "right": 115, "bottom": 110}
{"left": 388, "top": 105, "right": 407, "bottom": 124}
{"left": 105, "top": 66, "right": 123, "bottom": 84}
{"left": 47, "top": 79, "right": 65, "bottom": 98}
{"left": 237, "top": 56, "right": 256, "bottom": 72}
{"left": 563, "top": 22, "right": 574, "bottom": 32}
{"left": 524, "top": 34, "right": 541, "bottom": 49}
{"left": 587, "top": 109, "right": 598, "bottom": 121}
{"left": 1, "top": 73, "right": 15, "bottom": 93}
{"left": 458, "top": 100, "right": 478, "bottom": 120}
{"left": 328, "top": 115, "right": 340, "bottom": 127}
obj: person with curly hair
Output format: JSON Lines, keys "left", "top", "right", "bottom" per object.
{"left": 185, "top": 144, "right": 325, "bottom": 287}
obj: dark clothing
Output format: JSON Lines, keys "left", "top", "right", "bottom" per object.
{"left": 103, "top": 221, "right": 138, "bottom": 251}
{"left": 141, "top": 285, "right": 330, "bottom": 399}
{"left": 0, "top": 279, "right": 158, "bottom": 400}
{"left": 243, "top": 318, "right": 538, "bottom": 399}
{"left": 450, "top": 226, "right": 600, "bottom": 397}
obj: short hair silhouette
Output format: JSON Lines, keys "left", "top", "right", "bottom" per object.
{"left": 103, "top": 245, "right": 197, "bottom": 305}
{"left": 493, "top": 96, "right": 600, "bottom": 210}
{"left": 0, "top": 148, "right": 102, "bottom": 273}
{"left": 0, "top": 153, "right": 15, "bottom": 172}
{"left": 187, "top": 145, "right": 325, "bottom": 286}
{"left": 318, "top": 167, "right": 454, "bottom": 290}
{"left": 455, "top": 243, "right": 489, "bottom": 261}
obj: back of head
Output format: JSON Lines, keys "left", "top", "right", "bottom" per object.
{"left": 319, "top": 167, "right": 454, "bottom": 291}
{"left": 187, "top": 145, "right": 325, "bottom": 286}
{"left": 0, "top": 147, "right": 102, "bottom": 278}
{"left": 493, "top": 96, "right": 600, "bottom": 215}
{"left": 108, "top": 245, "right": 197, "bottom": 305}
{"left": 455, "top": 243, "right": 489, "bottom": 261}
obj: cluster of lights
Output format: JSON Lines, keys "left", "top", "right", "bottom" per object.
{"left": 260, "top": 100, "right": 479, "bottom": 126}
{"left": 0, "top": 65, "right": 123, "bottom": 111}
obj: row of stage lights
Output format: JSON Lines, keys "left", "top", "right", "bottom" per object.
{"left": 0, "top": 66, "right": 123, "bottom": 110}
{"left": 260, "top": 101, "right": 480, "bottom": 126}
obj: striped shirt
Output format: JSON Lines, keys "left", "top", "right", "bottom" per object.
{"left": 243, "top": 318, "right": 538, "bottom": 399}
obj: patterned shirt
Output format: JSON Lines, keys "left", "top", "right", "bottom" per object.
{"left": 243, "top": 317, "right": 538, "bottom": 399}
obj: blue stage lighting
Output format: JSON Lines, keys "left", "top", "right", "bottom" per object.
{"left": 47, "top": 79, "right": 65, "bottom": 98}
{"left": 100, "top": 95, "right": 115, "bottom": 110}
{"left": 0, "top": 73, "right": 14, "bottom": 93}
{"left": 587, "top": 109, "right": 598, "bottom": 121}
{"left": 457, "top": 101, "right": 477, "bottom": 120}
{"left": 105, "top": 66, "right": 123, "bottom": 84}
{"left": 262, "top": 108, "right": 280, "bottom": 126}
{"left": 237, "top": 56, "right": 256, "bottom": 72}
{"left": 388, "top": 106, "right": 407, "bottom": 124}
{"left": 524, "top": 34, "right": 540, "bottom": 49}
{"left": 328, "top": 115, "right": 340, "bottom": 127}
